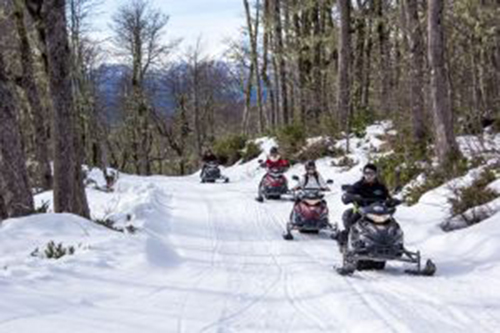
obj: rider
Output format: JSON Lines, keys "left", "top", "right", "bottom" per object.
{"left": 256, "top": 147, "right": 290, "bottom": 201}
{"left": 261, "top": 147, "right": 290, "bottom": 169}
{"left": 293, "top": 160, "right": 331, "bottom": 192}
{"left": 201, "top": 148, "right": 218, "bottom": 178}
{"left": 340, "top": 163, "right": 390, "bottom": 242}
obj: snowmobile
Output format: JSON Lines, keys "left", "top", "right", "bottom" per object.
{"left": 283, "top": 176, "right": 337, "bottom": 240}
{"left": 256, "top": 166, "right": 289, "bottom": 201}
{"left": 337, "top": 185, "right": 436, "bottom": 276}
{"left": 201, "top": 162, "right": 229, "bottom": 183}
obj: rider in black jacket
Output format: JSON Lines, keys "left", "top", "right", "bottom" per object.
{"left": 340, "top": 163, "right": 390, "bottom": 241}
{"left": 201, "top": 148, "right": 218, "bottom": 178}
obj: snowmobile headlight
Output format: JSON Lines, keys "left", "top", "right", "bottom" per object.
{"left": 367, "top": 214, "right": 391, "bottom": 224}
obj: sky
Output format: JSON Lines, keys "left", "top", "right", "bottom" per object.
{"left": 90, "top": 0, "right": 244, "bottom": 61}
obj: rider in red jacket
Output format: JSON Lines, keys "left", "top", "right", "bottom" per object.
{"left": 261, "top": 147, "right": 290, "bottom": 169}
{"left": 256, "top": 147, "right": 290, "bottom": 201}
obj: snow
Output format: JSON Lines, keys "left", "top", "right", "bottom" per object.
{"left": 1, "top": 126, "right": 500, "bottom": 332}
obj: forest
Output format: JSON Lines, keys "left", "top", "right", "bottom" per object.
{"left": 0, "top": 0, "right": 499, "bottom": 219}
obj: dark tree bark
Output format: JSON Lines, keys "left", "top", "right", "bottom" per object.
{"left": 274, "top": 0, "right": 290, "bottom": 124}
{"left": 337, "top": 0, "right": 352, "bottom": 131}
{"left": 43, "top": 0, "right": 90, "bottom": 217}
{"left": 243, "top": 0, "right": 265, "bottom": 132}
{"left": 12, "top": 0, "right": 52, "bottom": 190}
{"left": 261, "top": 1, "right": 277, "bottom": 129}
{"left": 0, "top": 53, "right": 34, "bottom": 218}
{"left": 428, "top": 0, "right": 459, "bottom": 165}
{"left": 404, "top": 0, "right": 427, "bottom": 145}
{"left": 0, "top": 192, "right": 7, "bottom": 221}
{"left": 375, "top": 0, "right": 390, "bottom": 114}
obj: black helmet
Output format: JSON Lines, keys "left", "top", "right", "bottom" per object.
{"left": 306, "top": 160, "right": 316, "bottom": 170}
{"left": 270, "top": 147, "right": 279, "bottom": 155}
{"left": 363, "top": 163, "right": 377, "bottom": 173}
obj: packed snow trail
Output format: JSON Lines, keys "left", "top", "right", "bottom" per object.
{"left": 3, "top": 172, "right": 499, "bottom": 333}
{"left": 2, "top": 128, "right": 500, "bottom": 332}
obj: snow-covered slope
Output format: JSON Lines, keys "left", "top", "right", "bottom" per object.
{"left": 1, "top": 123, "right": 499, "bottom": 332}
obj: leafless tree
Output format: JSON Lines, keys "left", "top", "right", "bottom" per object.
{"left": 428, "top": 0, "right": 460, "bottom": 165}
{"left": 111, "top": 0, "right": 174, "bottom": 175}
{"left": 337, "top": 0, "right": 352, "bottom": 136}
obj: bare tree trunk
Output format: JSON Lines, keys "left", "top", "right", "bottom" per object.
{"left": 0, "top": 192, "right": 7, "bottom": 220}
{"left": 353, "top": 5, "right": 366, "bottom": 111}
{"left": 375, "top": 0, "right": 390, "bottom": 114}
{"left": 43, "top": 0, "right": 90, "bottom": 218}
{"left": 13, "top": 0, "right": 52, "bottom": 190}
{"left": 337, "top": 0, "right": 352, "bottom": 132}
{"left": 428, "top": 0, "right": 459, "bottom": 165}
{"left": 0, "top": 53, "right": 34, "bottom": 218}
{"left": 274, "top": 0, "right": 290, "bottom": 124}
{"left": 243, "top": 0, "right": 265, "bottom": 132}
{"left": 261, "top": 4, "right": 276, "bottom": 130}
{"left": 362, "top": 16, "right": 373, "bottom": 109}
{"left": 404, "top": 0, "right": 427, "bottom": 145}
{"left": 242, "top": 62, "right": 255, "bottom": 134}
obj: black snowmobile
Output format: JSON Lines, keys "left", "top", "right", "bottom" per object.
{"left": 283, "top": 176, "right": 338, "bottom": 240}
{"left": 201, "top": 162, "right": 229, "bottom": 183}
{"left": 337, "top": 185, "right": 436, "bottom": 276}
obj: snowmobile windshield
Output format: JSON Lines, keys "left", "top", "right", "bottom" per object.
{"left": 269, "top": 168, "right": 285, "bottom": 176}
{"left": 300, "top": 189, "right": 324, "bottom": 205}
{"left": 366, "top": 213, "right": 391, "bottom": 224}
{"left": 361, "top": 202, "right": 396, "bottom": 216}
{"left": 302, "top": 189, "right": 324, "bottom": 199}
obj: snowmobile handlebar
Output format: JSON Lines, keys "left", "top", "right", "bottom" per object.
{"left": 342, "top": 193, "right": 402, "bottom": 207}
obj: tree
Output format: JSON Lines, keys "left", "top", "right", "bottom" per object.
{"left": 0, "top": 52, "right": 34, "bottom": 218}
{"left": 243, "top": 0, "right": 265, "bottom": 132}
{"left": 30, "top": 0, "right": 90, "bottom": 217}
{"left": 403, "top": 0, "right": 427, "bottom": 147}
{"left": 273, "top": 0, "right": 290, "bottom": 125}
{"left": 12, "top": 0, "right": 52, "bottom": 190}
{"left": 111, "top": 0, "right": 171, "bottom": 175}
{"left": 337, "top": 0, "right": 352, "bottom": 134}
{"left": 428, "top": 0, "right": 459, "bottom": 165}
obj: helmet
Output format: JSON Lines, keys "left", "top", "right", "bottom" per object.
{"left": 305, "top": 160, "right": 316, "bottom": 171}
{"left": 363, "top": 163, "right": 377, "bottom": 173}
{"left": 270, "top": 147, "right": 279, "bottom": 155}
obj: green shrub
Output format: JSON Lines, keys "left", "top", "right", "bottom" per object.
{"left": 31, "top": 241, "right": 76, "bottom": 259}
{"left": 295, "top": 139, "right": 345, "bottom": 162}
{"left": 375, "top": 153, "right": 424, "bottom": 191}
{"left": 213, "top": 134, "right": 247, "bottom": 165}
{"left": 276, "top": 123, "right": 306, "bottom": 159}
{"left": 405, "top": 172, "right": 447, "bottom": 205}
{"left": 332, "top": 156, "right": 357, "bottom": 169}
{"left": 241, "top": 141, "right": 262, "bottom": 163}
{"left": 449, "top": 169, "right": 498, "bottom": 218}
{"left": 405, "top": 157, "right": 472, "bottom": 205}
{"left": 350, "top": 109, "right": 375, "bottom": 138}
{"left": 93, "top": 217, "right": 136, "bottom": 233}
{"left": 34, "top": 201, "right": 50, "bottom": 214}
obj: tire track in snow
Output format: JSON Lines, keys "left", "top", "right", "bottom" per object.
{"left": 263, "top": 204, "right": 411, "bottom": 333}
{"left": 261, "top": 203, "right": 337, "bottom": 332}
{"left": 364, "top": 272, "right": 499, "bottom": 333}
{"left": 152, "top": 182, "right": 224, "bottom": 333}
{"left": 199, "top": 197, "right": 285, "bottom": 332}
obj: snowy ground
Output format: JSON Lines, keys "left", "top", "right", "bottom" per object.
{"left": 1, "top": 124, "right": 500, "bottom": 332}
